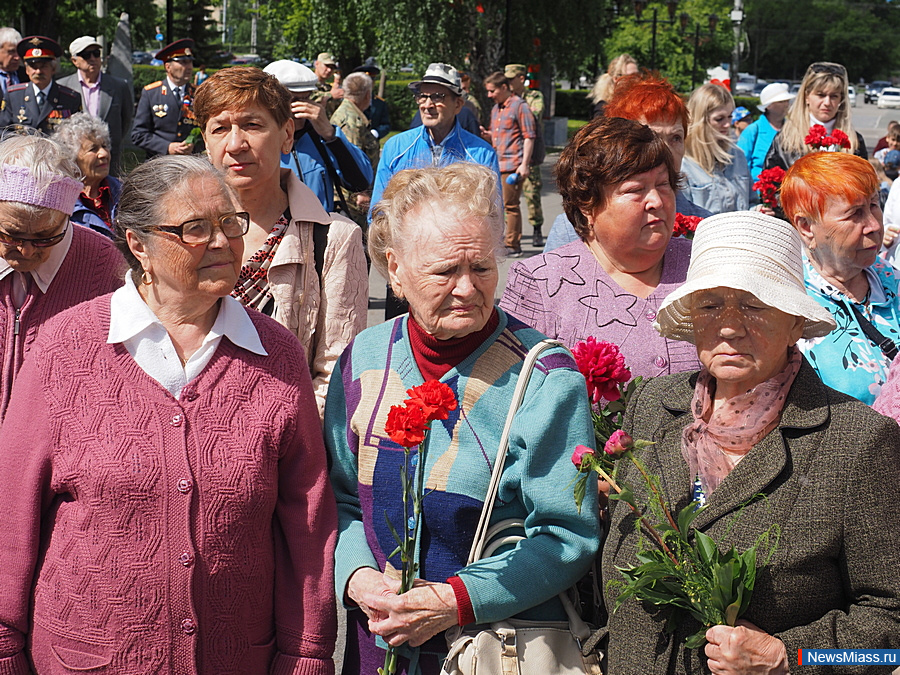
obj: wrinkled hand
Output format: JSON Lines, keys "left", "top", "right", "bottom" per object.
{"left": 884, "top": 225, "right": 900, "bottom": 248}
{"left": 705, "top": 621, "right": 789, "bottom": 674}
{"left": 168, "top": 141, "right": 192, "bottom": 155}
{"left": 363, "top": 577, "right": 458, "bottom": 648}
{"left": 346, "top": 567, "right": 391, "bottom": 624}
{"left": 291, "top": 100, "right": 335, "bottom": 141}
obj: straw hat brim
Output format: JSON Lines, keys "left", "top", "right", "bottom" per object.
{"left": 654, "top": 269, "right": 836, "bottom": 344}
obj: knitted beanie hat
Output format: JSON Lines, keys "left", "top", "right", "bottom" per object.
{"left": 0, "top": 163, "right": 83, "bottom": 215}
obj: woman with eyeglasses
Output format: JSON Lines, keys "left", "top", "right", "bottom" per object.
{"left": 680, "top": 83, "right": 751, "bottom": 214}
{"left": 0, "top": 133, "right": 124, "bottom": 422}
{"left": 194, "top": 66, "right": 368, "bottom": 419}
{"left": 0, "top": 154, "right": 339, "bottom": 673}
{"left": 765, "top": 62, "right": 867, "bottom": 171}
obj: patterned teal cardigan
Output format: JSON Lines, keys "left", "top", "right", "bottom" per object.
{"left": 325, "top": 309, "right": 599, "bottom": 628}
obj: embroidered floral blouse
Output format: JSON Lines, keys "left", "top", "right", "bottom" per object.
{"left": 798, "top": 257, "right": 900, "bottom": 405}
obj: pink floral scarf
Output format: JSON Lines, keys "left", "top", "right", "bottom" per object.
{"left": 682, "top": 346, "right": 802, "bottom": 497}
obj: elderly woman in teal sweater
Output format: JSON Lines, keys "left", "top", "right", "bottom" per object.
{"left": 325, "top": 162, "right": 599, "bottom": 675}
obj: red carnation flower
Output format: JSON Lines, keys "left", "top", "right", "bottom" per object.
{"left": 673, "top": 213, "right": 702, "bottom": 238}
{"left": 406, "top": 380, "right": 458, "bottom": 422}
{"left": 385, "top": 403, "right": 428, "bottom": 448}
{"left": 830, "top": 128, "right": 851, "bottom": 149}
{"left": 752, "top": 166, "right": 786, "bottom": 210}
{"left": 572, "top": 337, "right": 632, "bottom": 404}
{"left": 804, "top": 124, "right": 827, "bottom": 147}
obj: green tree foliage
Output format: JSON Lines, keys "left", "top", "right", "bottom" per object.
{"left": 1, "top": 0, "right": 160, "bottom": 52}
{"left": 745, "top": 0, "right": 900, "bottom": 82}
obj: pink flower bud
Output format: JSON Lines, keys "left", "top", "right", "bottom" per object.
{"left": 604, "top": 430, "right": 633, "bottom": 458}
{"left": 571, "top": 444, "right": 595, "bottom": 470}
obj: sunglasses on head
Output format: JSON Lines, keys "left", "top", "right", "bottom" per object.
{"left": 807, "top": 62, "right": 846, "bottom": 77}
{"left": 78, "top": 49, "right": 102, "bottom": 59}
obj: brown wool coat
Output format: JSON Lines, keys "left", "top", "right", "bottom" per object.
{"left": 602, "top": 360, "right": 900, "bottom": 675}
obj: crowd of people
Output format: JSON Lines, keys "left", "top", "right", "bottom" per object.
{"left": 0, "top": 25, "right": 898, "bottom": 675}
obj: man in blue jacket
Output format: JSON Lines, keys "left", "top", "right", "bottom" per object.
{"left": 370, "top": 62, "right": 499, "bottom": 212}
{"left": 265, "top": 60, "right": 373, "bottom": 214}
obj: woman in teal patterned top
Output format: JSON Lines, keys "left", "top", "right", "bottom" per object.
{"left": 781, "top": 151, "right": 898, "bottom": 404}
{"left": 324, "top": 163, "right": 599, "bottom": 674}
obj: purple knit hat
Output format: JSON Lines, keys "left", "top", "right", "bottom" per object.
{"left": 0, "top": 163, "right": 83, "bottom": 215}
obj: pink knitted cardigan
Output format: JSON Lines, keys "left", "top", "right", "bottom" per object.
{"left": 0, "top": 224, "right": 125, "bottom": 421}
{"left": 0, "top": 294, "right": 338, "bottom": 675}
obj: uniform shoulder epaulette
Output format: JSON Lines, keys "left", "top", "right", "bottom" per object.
{"left": 143, "top": 80, "right": 163, "bottom": 91}
{"left": 56, "top": 83, "right": 78, "bottom": 96}
{"left": 8, "top": 83, "right": 26, "bottom": 92}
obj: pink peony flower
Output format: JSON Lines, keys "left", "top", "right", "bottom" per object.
{"left": 604, "top": 430, "right": 634, "bottom": 458}
{"left": 571, "top": 444, "right": 595, "bottom": 470}
{"left": 572, "top": 337, "right": 632, "bottom": 403}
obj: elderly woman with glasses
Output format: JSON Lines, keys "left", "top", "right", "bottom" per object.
{"left": 194, "top": 65, "right": 368, "bottom": 418}
{"left": 0, "top": 155, "right": 338, "bottom": 674}
{"left": 55, "top": 113, "right": 120, "bottom": 239}
{"left": 0, "top": 133, "right": 123, "bottom": 422}
{"left": 603, "top": 210, "right": 900, "bottom": 675}
{"left": 765, "top": 62, "right": 867, "bottom": 171}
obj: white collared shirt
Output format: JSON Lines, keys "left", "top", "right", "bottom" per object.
{"left": 0, "top": 223, "right": 74, "bottom": 305}
{"left": 31, "top": 81, "right": 52, "bottom": 101}
{"left": 108, "top": 273, "right": 267, "bottom": 399}
{"left": 809, "top": 114, "right": 836, "bottom": 134}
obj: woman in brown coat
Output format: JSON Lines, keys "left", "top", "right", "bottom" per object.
{"left": 602, "top": 211, "right": 900, "bottom": 675}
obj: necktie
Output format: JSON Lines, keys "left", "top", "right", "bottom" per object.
{"left": 36, "top": 90, "right": 45, "bottom": 108}
{"left": 0, "top": 72, "right": 8, "bottom": 96}
{"left": 174, "top": 86, "right": 182, "bottom": 103}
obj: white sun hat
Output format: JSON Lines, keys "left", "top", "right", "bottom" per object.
{"left": 654, "top": 211, "right": 836, "bottom": 343}
{"left": 758, "top": 82, "right": 795, "bottom": 112}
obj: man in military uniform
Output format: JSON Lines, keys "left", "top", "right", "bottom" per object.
{"left": 505, "top": 63, "right": 545, "bottom": 248}
{"left": 312, "top": 52, "right": 341, "bottom": 118}
{"left": 131, "top": 39, "right": 202, "bottom": 158}
{"left": 0, "top": 36, "right": 80, "bottom": 135}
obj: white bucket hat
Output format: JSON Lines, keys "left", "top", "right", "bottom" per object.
{"left": 758, "top": 82, "right": 794, "bottom": 112}
{"left": 654, "top": 211, "right": 835, "bottom": 343}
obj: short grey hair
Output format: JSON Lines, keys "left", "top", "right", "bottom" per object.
{"left": 0, "top": 28, "right": 22, "bottom": 49}
{"left": 368, "top": 162, "right": 504, "bottom": 283}
{"left": 0, "top": 131, "right": 80, "bottom": 219}
{"left": 54, "top": 113, "right": 111, "bottom": 158}
{"left": 115, "top": 155, "right": 230, "bottom": 280}
{"left": 344, "top": 72, "right": 372, "bottom": 103}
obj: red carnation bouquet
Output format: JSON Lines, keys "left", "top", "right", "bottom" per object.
{"left": 569, "top": 338, "right": 775, "bottom": 648}
{"left": 380, "top": 381, "right": 457, "bottom": 675}
{"left": 804, "top": 124, "right": 851, "bottom": 152}
{"left": 752, "top": 166, "right": 786, "bottom": 210}
{"left": 673, "top": 213, "right": 702, "bottom": 239}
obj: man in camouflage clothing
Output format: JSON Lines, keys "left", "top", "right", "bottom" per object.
{"left": 505, "top": 63, "right": 545, "bottom": 247}
{"left": 330, "top": 71, "right": 379, "bottom": 224}
{"left": 313, "top": 52, "right": 341, "bottom": 118}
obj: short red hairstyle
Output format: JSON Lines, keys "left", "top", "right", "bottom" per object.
{"left": 781, "top": 151, "right": 879, "bottom": 224}
{"left": 604, "top": 74, "right": 689, "bottom": 134}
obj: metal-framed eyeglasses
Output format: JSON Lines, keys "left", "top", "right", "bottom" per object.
{"left": 0, "top": 223, "right": 68, "bottom": 249}
{"left": 152, "top": 211, "right": 250, "bottom": 246}
{"left": 414, "top": 91, "right": 448, "bottom": 105}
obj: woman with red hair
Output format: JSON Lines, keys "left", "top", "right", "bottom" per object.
{"left": 781, "top": 151, "right": 895, "bottom": 404}
{"left": 544, "top": 74, "right": 711, "bottom": 251}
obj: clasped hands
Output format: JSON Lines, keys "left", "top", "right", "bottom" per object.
{"left": 347, "top": 567, "right": 459, "bottom": 648}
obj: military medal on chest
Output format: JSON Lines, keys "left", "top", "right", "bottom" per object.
{"left": 17, "top": 107, "right": 27, "bottom": 123}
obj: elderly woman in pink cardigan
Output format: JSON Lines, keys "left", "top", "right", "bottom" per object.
{"left": 0, "top": 155, "right": 338, "bottom": 674}
{"left": 0, "top": 133, "right": 124, "bottom": 422}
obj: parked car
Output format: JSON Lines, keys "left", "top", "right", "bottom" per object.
{"left": 867, "top": 81, "right": 892, "bottom": 104}
{"left": 848, "top": 85, "right": 857, "bottom": 107}
{"left": 878, "top": 87, "right": 900, "bottom": 109}
{"left": 131, "top": 51, "right": 154, "bottom": 65}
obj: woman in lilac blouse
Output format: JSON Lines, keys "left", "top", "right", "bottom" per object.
{"left": 500, "top": 115, "right": 700, "bottom": 378}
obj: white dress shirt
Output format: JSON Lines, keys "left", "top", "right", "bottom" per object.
{"left": 108, "top": 274, "right": 267, "bottom": 399}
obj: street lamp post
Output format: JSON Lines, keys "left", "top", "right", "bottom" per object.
{"left": 679, "top": 12, "right": 719, "bottom": 90}
{"left": 729, "top": 0, "right": 744, "bottom": 95}
{"left": 633, "top": 0, "right": 679, "bottom": 71}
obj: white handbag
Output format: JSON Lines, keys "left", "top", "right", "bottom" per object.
{"left": 440, "top": 340, "right": 604, "bottom": 675}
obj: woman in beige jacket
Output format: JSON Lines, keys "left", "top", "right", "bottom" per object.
{"left": 195, "top": 66, "right": 368, "bottom": 417}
